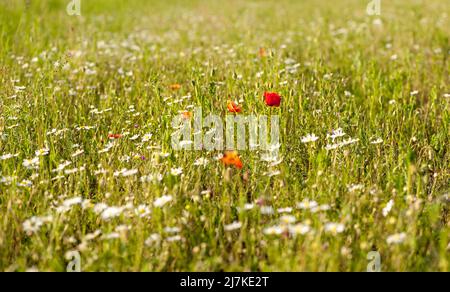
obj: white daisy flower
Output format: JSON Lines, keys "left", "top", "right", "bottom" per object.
{"left": 260, "top": 206, "right": 274, "bottom": 215}
{"left": 93, "top": 203, "right": 108, "bottom": 214}
{"left": 277, "top": 207, "right": 293, "bottom": 213}
{"left": 280, "top": 215, "right": 296, "bottom": 224}
{"left": 102, "top": 232, "right": 120, "bottom": 240}
{"left": 64, "top": 167, "right": 85, "bottom": 175}
{"left": 35, "top": 147, "right": 49, "bottom": 157}
{"left": 297, "top": 199, "right": 318, "bottom": 210}
{"left": 113, "top": 168, "right": 138, "bottom": 177}
{"left": 101, "top": 206, "right": 124, "bottom": 220}
{"left": 22, "top": 215, "right": 53, "bottom": 234}
{"left": 145, "top": 234, "right": 161, "bottom": 246}
{"left": 52, "top": 161, "right": 72, "bottom": 173}
{"left": 193, "top": 157, "right": 209, "bottom": 167}
{"left": 237, "top": 203, "right": 255, "bottom": 212}
{"left": 166, "top": 235, "right": 182, "bottom": 242}
{"left": 386, "top": 233, "right": 406, "bottom": 245}
{"left": 0, "top": 153, "right": 19, "bottom": 160}
{"left": 62, "top": 197, "right": 83, "bottom": 208}
{"left": 170, "top": 167, "right": 183, "bottom": 176}
{"left": 370, "top": 138, "right": 384, "bottom": 144}
{"left": 23, "top": 157, "right": 40, "bottom": 169}
{"left": 327, "top": 128, "right": 346, "bottom": 140}
{"left": 263, "top": 225, "right": 286, "bottom": 235}
{"left": 224, "top": 221, "right": 242, "bottom": 231}
{"left": 135, "top": 204, "right": 151, "bottom": 218}
{"left": 301, "top": 133, "right": 319, "bottom": 143}
{"left": 17, "top": 180, "right": 33, "bottom": 187}
{"left": 382, "top": 199, "right": 394, "bottom": 217}
{"left": 142, "top": 133, "right": 152, "bottom": 142}
{"left": 324, "top": 223, "right": 345, "bottom": 234}
{"left": 288, "top": 223, "right": 311, "bottom": 235}
{"left": 153, "top": 195, "right": 173, "bottom": 208}
{"left": 311, "top": 204, "right": 331, "bottom": 213}
{"left": 164, "top": 226, "right": 181, "bottom": 233}
{"left": 71, "top": 149, "right": 84, "bottom": 157}
{"left": 348, "top": 184, "right": 364, "bottom": 192}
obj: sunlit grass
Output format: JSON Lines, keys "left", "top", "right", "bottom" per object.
{"left": 0, "top": 0, "right": 449, "bottom": 271}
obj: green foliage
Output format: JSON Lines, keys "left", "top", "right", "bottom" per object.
{"left": 0, "top": 0, "right": 448, "bottom": 271}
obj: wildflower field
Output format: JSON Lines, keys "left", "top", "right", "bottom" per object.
{"left": 0, "top": 0, "right": 449, "bottom": 272}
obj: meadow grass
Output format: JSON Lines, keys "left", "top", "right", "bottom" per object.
{"left": 0, "top": 0, "right": 449, "bottom": 271}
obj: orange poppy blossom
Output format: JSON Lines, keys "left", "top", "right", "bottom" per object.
{"left": 227, "top": 100, "right": 242, "bottom": 113}
{"left": 258, "top": 47, "right": 267, "bottom": 58}
{"left": 220, "top": 151, "right": 243, "bottom": 169}
{"left": 181, "top": 111, "right": 192, "bottom": 119}
{"left": 169, "top": 83, "right": 182, "bottom": 90}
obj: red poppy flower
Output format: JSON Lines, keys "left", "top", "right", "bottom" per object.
{"left": 227, "top": 100, "right": 242, "bottom": 113}
{"left": 264, "top": 92, "right": 281, "bottom": 107}
{"left": 108, "top": 134, "right": 122, "bottom": 139}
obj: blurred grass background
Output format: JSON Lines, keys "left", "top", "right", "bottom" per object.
{"left": 0, "top": 0, "right": 448, "bottom": 271}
